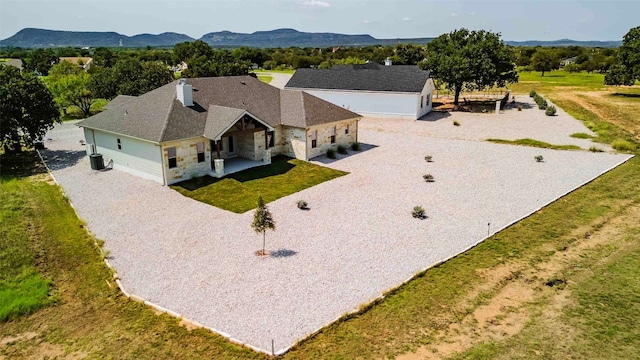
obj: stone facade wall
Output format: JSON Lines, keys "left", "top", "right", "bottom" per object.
{"left": 281, "top": 126, "right": 308, "bottom": 160}
{"left": 162, "top": 137, "right": 211, "bottom": 185}
{"left": 307, "top": 118, "right": 359, "bottom": 159}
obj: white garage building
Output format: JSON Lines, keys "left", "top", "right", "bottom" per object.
{"left": 285, "top": 60, "right": 435, "bottom": 120}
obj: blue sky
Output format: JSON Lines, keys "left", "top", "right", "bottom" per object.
{"left": 1, "top": 0, "right": 637, "bottom": 41}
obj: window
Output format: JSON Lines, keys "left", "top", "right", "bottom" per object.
{"left": 117, "top": 138, "right": 122, "bottom": 150}
{"left": 330, "top": 126, "right": 336, "bottom": 144}
{"left": 420, "top": 96, "right": 424, "bottom": 108}
{"left": 426, "top": 94, "right": 431, "bottom": 106}
{"left": 345, "top": 124, "right": 350, "bottom": 135}
{"left": 196, "top": 142, "right": 205, "bottom": 163}
{"left": 311, "top": 130, "right": 317, "bottom": 148}
{"left": 267, "top": 131, "right": 275, "bottom": 148}
{"left": 167, "top": 147, "right": 177, "bottom": 168}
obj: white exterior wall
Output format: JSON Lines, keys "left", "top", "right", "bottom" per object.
{"left": 302, "top": 89, "right": 419, "bottom": 119}
{"left": 83, "top": 128, "right": 163, "bottom": 183}
{"left": 416, "top": 78, "right": 436, "bottom": 119}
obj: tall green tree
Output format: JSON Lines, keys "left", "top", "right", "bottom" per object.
{"left": 419, "top": 28, "right": 518, "bottom": 105}
{"left": 89, "top": 59, "right": 173, "bottom": 99}
{"left": 22, "top": 49, "right": 59, "bottom": 76}
{"left": 47, "top": 61, "right": 95, "bottom": 118}
{"left": 531, "top": 49, "right": 560, "bottom": 76}
{"left": 605, "top": 26, "right": 640, "bottom": 86}
{"left": 251, "top": 196, "right": 276, "bottom": 255}
{"left": 0, "top": 66, "right": 60, "bottom": 152}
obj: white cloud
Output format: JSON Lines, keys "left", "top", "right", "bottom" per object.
{"left": 302, "top": 0, "right": 331, "bottom": 7}
{"left": 451, "top": 12, "right": 458, "bottom": 17}
{"left": 402, "top": 17, "right": 412, "bottom": 21}
{"left": 469, "top": 11, "right": 476, "bottom": 16}
{"left": 362, "top": 19, "right": 371, "bottom": 24}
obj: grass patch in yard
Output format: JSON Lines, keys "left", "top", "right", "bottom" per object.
{"left": 486, "top": 138, "right": 582, "bottom": 150}
{"left": 0, "top": 177, "right": 55, "bottom": 321}
{"left": 570, "top": 132, "right": 593, "bottom": 139}
{"left": 257, "top": 75, "right": 272, "bottom": 84}
{"left": 171, "top": 155, "right": 347, "bottom": 213}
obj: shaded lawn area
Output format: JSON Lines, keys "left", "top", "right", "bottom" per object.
{"left": 171, "top": 155, "right": 347, "bottom": 213}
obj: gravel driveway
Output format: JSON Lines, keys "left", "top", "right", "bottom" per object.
{"left": 41, "top": 102, "right": 632, "bottom": 354}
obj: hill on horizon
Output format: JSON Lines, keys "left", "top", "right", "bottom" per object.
{"left": 0, "top": 28, "right": 622, "bottom": 49}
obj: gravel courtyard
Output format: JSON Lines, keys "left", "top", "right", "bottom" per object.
{"left": 41, "top": 98, "right": 632, "bottom": 354}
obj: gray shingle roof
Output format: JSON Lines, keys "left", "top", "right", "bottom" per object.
{"left": 77, "top": 76, "right": 360, "bottom": 143}
{"left": 104, "top": 95, "right": 136, "bottom": 110}
{"left": 285, "top": 62, "right": 430, "bottom": 93}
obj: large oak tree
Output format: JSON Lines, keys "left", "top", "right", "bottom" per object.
{"left": 0, "top": 66, "right": 60, "bottom": 152}
{"left": 605, "top": 26, "right": 640, "bottom": 86}
{"left": 419, "top": 28, "right": 518, "bottom": 105}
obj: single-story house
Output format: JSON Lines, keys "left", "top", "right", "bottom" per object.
{"left": 284, "top": 60, "right": 435, "bottom": 119}
{"left": 2, "top": 58, "right": 23, "bottom": 70}
{"left": 76, "top": 76, "right": 360, "bottom": 185}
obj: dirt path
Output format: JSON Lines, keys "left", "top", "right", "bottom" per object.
{"left": 397, "top": 202, "right": 640, "bottom": 360}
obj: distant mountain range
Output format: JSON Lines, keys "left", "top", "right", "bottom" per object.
{"left": 0, "top": 28, "right": 622, "bottom": 48}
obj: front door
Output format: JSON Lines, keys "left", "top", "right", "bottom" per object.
{"left": 226, "top": 136, "right": 236, "bottom": 157}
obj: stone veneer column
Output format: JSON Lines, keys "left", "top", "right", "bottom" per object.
{"left": 263, "top": 149, "right": 271, "bottom": 164}
{"left": 214, "top": 159, "right": 224, "bottom": 176}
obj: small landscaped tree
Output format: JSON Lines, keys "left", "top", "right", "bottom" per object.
{"left": 251, "top": 196, "right": 276, "bottom": 256}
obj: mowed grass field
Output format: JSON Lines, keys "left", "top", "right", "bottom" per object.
{"left": 1, "top": 69, "right": 639, "bottom": 359}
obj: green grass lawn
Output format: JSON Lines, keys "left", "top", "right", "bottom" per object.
{"left": 60, "top": 98, "right": 109, "bottom": 121}
{"left": 171, "top": 155, "right": 347, "bottom": 213}
{"left": 253, "top": 68, "right": 296, "bottom": 74}
{"left": 256, "top": 75, "right": 272, "bottom": 84}
{"left": 0, "top": 176, "right": 55, "bottom": 321}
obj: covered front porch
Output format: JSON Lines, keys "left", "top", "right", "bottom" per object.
{"left": 204, "top": 105, "right": 275, "bottom": 178}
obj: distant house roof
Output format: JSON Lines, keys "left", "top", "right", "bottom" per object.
{"left": 285, "top": 62, "right": 431, "bottom": 93}
{"left": 77, "top": 76, "right": 359, "bottom": 143}
{"left": 59, "top": 57, "right": 93, "bottom": 69}
{"left": 2, "top": 58, "right": 23, "bottom": 70}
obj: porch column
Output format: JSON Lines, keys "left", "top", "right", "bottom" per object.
{"left": 216, "top": 140, "right": 221, "bottom": 159}
{"left": 214, "top": 158, "right": 224, "bottom": 176}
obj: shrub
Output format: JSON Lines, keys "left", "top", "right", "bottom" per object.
{"left": 611, "top": 139, "right": 636, "bottom": 152}
{"left": 297, "top": 200, "right": 308, "bottom": 210}
{"left": 423, "top": 174, "right": 435, "bottom": 182}
{"left": 545, "top": 105, "right": 557, "bottom": 116}
{"left": 589, "top": 146, "right": 604, "bottom": 153}
{"left": 326, "top": 148, "right": 336, "bottom": 159}
{"left": 351, "top": 142, "right": 361, "bottom": 151}
{"left": 453, "top": 120, "right": 460, "bottom": 126}
{"left": 412, "top": 206, "right": 426, "bottom": 219}
{"left": 424, "top": 155, "right": 433, "bottom": 162}
{"left": 529, "top": 90, "right": 537, "bottom": 97}
{"left": 337, "top": 144, "right": 348, "bottom": 154}
{"left": 535, "top": 155, "right": 544, "bottom": 162}
{"left": 538, "top": 99, "right": 548, "bottom": 110}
